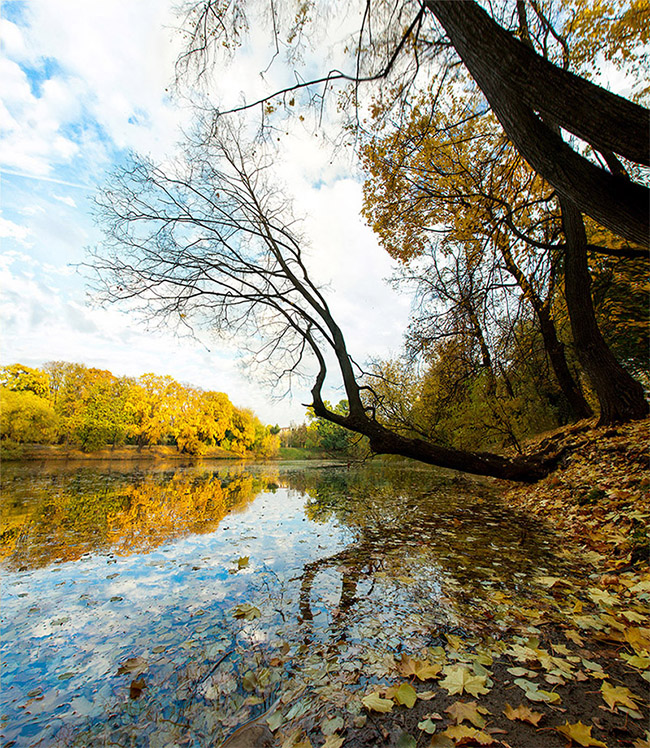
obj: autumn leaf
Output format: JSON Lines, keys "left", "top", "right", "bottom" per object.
{"left": 322, "top": 736, "right": 344, "bottom": 748}
{"left": 362, "top": 692, "right": 393, "bottom": 713}
{"left": 232, "top": 603, "right": 261, "bottom": 620}
{"left": 440, "top": 665, "right": 489, "bottom": 697}
{"left": 555, "top": 721, "right": 607, "bottom": 747}
{"left": 398, "top": 653, "right": 442, "bottom": 680}
{"left": 417, "top": 718, "right": 437, "bottom": 734}
{"left": 625, "top": 626, "right": 650, "bottom": 655}
{"left": 267, "top": 709, "right": 284, "bottom": 732}
{"left": 395, "top": 683, "right": 418, "bottom": 708}
{"left": 321, "top": 716, "right": 344, "bottom": 736}
{"left": 601, "top": 681, "right": 639, "bottom": 711}
{"left": 129, "top": 677, "right": 146, "bottom": 699}
{"left": 116, "top": 656, "right": 148, "bottom": 676}
{"left": 503, "top": 703, "right": 544, "bottom": 726}
{"left": 445, "top": 701, "right": 489, "bottom": 728}
{"left": 514, "top": 677, "right": 561, "bottom": 704}
{"left": 443, "top": 724, "right": 496, "bottom": 745}
{"left": 236, "top": 555, "right": 250, "bottom": 569}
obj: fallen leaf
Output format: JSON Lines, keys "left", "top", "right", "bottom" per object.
{"left": 129, "top": 677, "right": 146, "bottom": 699}
{"left": 322, "top": 737, "right": 344, "bottom": 748}
{"left": 443, "top": 724, "right": 495, "bottom": 745}
{"left": 395, "top": 683, "right": 418, "bottom": 708}
{"left": 555, "top": 721, "right": 607, "bottom": 747}
{"left": 440, "top": 665, "right": 489, "bottom": 697}
{"left": 236, "top": 556, "right": 250, "bottom": 569}
{"left": 362, "top": 692, "right": 393, "bottom": 713}
{"left": 417, "top": 718, "right": 437, "bottom": 734}
{"left": 396, "top": 734, "right": 417, "bottom": 748}
{"left": 116, "top": 656, "right": 148, "bottom": 676}
{"left": 445, "top": 701, "right": 489, "bottom": 728}
{"left": 232, "top": 603, "right": 261, "bottom": 620}
{"left": 625, "top": 627, "right": 650, "bottom": 655}
{"left": 503, "top": 703, "right": 544, "bottom": 726}
{"left": 267, "top": 710, "right": 284, "bottom": 732}
{"left": 321, "top": 716, "right": 344, "bottom": 736}
{"left": 399, "top": 653, "right": 442, "bottom": 681}
{"left": 601, "top": 681, "right": 639, "bottom": 711}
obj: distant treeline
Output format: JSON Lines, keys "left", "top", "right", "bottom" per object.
{"left": 0, "top": 362, "right": 280, "bottom": 457}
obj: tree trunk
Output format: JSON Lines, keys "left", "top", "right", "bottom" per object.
{"left": 311, "top": 393, "right": 559, "bottom": 482}
{"left": 425, "top": 0, "right": 650, "bottom": 247}
{"left": 425, "top": 0, "right": 649, "bottom": 164}
{"left": 498, "top": 242, "right": 593, "bottom": 420}
{"left": 560, "top": 197, "right": 648, "bottom": 425}
{"left": 537, "top": 306, "right": 593, "bottom": 420}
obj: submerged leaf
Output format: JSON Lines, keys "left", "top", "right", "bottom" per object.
{"left": 116, "top": 656, "right": 148, "bottom": 676}
{"left": 232, "top": 603, "right": 261, "bottom": 620}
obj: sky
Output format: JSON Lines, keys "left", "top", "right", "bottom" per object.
{"left": 0, "top": 0, "right": 411, "bottom": 425}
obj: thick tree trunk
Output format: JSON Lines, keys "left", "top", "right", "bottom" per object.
{"left": 425, "top": 0, "right": 648, "bottom": 164}
{"left": 560, "top": 197, "right": 649, "bottom": 425}
{"left": 425, "top": 0, "right": 650, "bottom": 247}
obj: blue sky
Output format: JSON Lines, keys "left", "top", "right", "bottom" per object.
{"left": 0, "top": 0, "right": 410, "bottom": 424}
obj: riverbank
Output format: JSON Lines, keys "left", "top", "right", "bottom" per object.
{"left": 258, "top": 418, "right": 650, "bottom": 747}
{"left": 0, "top": 442, "right": 333, "bottom": 462}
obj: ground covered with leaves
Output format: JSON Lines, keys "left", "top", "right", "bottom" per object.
{"left": 235, "top": 419, "right": 649, "bottom": 748}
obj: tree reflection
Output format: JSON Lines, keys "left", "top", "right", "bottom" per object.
{"left": 291, "top": 465, "right": 558, "bottom": 632}
{"left": 1, "top": 467, "right": 271, "bottom": 569}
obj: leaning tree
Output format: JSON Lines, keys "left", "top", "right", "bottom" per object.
{"left": 91, "top": 128, "right": 564, "bottom": 481}
{"left": 173, "top": 0, "right": 649, "bottom": 424}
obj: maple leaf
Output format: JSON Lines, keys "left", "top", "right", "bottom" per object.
{"left": 398, "top": 653, "right": 442, "bottom": 680}
{"left": 443, "top": 724, "right": 495, "bottom": 745}
{"left": 601, "top": 681, "right": 639, "bottom": 711}
{"left": 556, "top": 721, "right": 607, "bottom": 747}
{"left": 445, "top": 701, "right": 489, "bottom": 728}
{"left": 395, "top": 683, "right": 418, "bottom": 708}
{"left": 361, "top": 692, "right": 393, "bottom": 713}
{"left": 440, "top": 665, "right": 489, "bottom": 697}
{"left": 503, "top": 703, "right": 544, "bottom": 726}
{"left": 625, "top": 626, "right": 650, "bottom": 655}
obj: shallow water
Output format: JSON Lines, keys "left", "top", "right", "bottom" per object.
{"left": 0, "top": 460, "right": 561, "bottom": 746}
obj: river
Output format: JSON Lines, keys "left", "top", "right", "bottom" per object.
{"left": 0, "top": 459, "right": 561, "bottom": 746}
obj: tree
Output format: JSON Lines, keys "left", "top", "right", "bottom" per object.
{"left": 0, "top": 389, "right": 58, "bottom": 444}
{"left": 361, "top": 97, "right": 594, "bottom": 422}
{"left": 175, "top": 0, "right": 648, "bottom": 424}
{"left": 0, "top": 363, "right": 50, "bottom": 398}
{"left": 90, "top": 128, "right": 560, "bottom": 481}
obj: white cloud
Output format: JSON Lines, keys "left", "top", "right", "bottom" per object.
{"left": 52, "top": 194, "right": 77, "bottom": 208}
{"left": 0, "top": 216, "right": 32, "bottom": 246}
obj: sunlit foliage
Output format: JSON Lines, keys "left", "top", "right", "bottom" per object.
{"left": 1, "top": 361, "right": 278, "bottom": 457}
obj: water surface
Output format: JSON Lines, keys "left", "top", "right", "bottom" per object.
{"left": 1, "top": 459, "right": 561, "bottom": 746}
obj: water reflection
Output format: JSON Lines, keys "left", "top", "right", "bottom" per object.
{"left": 1, "top": 463, "right": 270, "bottom": 569}
{"left": 0, "top": 461, "right": 561, "bottom": 747}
